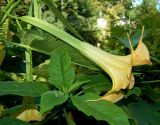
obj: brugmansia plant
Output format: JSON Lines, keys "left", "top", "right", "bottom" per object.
{"left": 19, "top": 16, "right": 151, "bottom": 103}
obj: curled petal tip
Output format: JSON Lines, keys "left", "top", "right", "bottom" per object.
{"left": 98, "top": 91, "right": 125, "bottom": 103}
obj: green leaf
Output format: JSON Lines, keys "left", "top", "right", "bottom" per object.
{"left": 68, "top": 80, "right": 90, "bottom": 93}
{"left": 2, "top": 104, "right": 37, "bottom": 117}
{"left": 0, "top": 81, "right": 49, "bottom": 97}
{"left": 40, "top": 90, "right": 68, "bottom": 113}
{"left": 124, "top": 103, "right": 160, "bottom": 125}
{"left": 42, "top": 0, "right": 84, "bottom": 41}
{"left": 33, "top": 60, "right": 50, "bottom": 77}
{"left": 48, "top": 48, "right": 75, "bottom": 92}
{"left": 80, "top": 73, "right": 111, "bottom": 94}
{"left": 125, "top": 87, "right": 141, "bottom": 98}
{"left": 18, "top": 29, "right": 44, "bottom": 46}
{"left": 0, "top": 118, "right": 31, "bottom": 125}
{"left": 71, "top": 93, "right": 130, "bottom": 125}
{"left": 117, "top": 29, "right": 141, "bottom": 49}
{"left": 143, "top": 86, "right": 160, "bottom": 102}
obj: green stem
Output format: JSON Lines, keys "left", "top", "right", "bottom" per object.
{"left": 7, "top": 42, "right": 50, "bottom": 55}
{"left": 151, "top": 56, "right": 160, "bottom": 64}
{"left": 23, "top": 0, "right": 35, "bottom": 104}
{"left": 3, "top": 0, "right": 14, "bottom": 11}
{"left": 16, "top": 19, "right": 22, "bottom": 31}
{"left": 64, "top": 108, "right": 76, "bottom": 125}
{"left": 145, "top": 70, "right": 160, "bottom": 73}
{"left": 27, "top": 2, "right": 33, "bottom": 29}
{"left": 25, "top": 48, "right": 33, "bottom": 81}
{"left": 137, "top": 80, "right": 160, "bottom": 84}
{"left": 23, "top": 48, "right": 34, "bottom": 104}
{"left": 34, "top": 0, "right": 41, "bottom": 19}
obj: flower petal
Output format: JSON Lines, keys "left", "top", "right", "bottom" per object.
{"left": 16, "top": 109, "right": 43, "bottom": 122}
{"left": 98, "top": 91, "right": 125, "bottom": 103}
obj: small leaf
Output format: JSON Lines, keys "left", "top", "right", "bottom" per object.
{"left": 48, "top": 48, "right": 75, "bottom": 92}
{"left": 0, "top": 81, "right": 49, "bottom": 97}
{"left": 81, "top": 73, "right": 111, "bottom": 94}
{"left": 68, "top": 80, "right": 90, "bottom": 93}
{"left": 18, "top": 29, "right": 44, "bottom": 46}
{"left": 40, "top": 90, "right": 68, "bottom": 113}
{"left": 0, "top": 118, "right": 31, "bottom": 125}
{"left": 33, "top": 59, "right": 49, "bottom": 77}
{"left": 125, "top": 87, "right": 141, "bottom": 98}
{"left": 71, "top": 93, "right": 130, "bottom": 125}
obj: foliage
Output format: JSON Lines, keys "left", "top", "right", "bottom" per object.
{"left": 48, "top": 48, "right": 75, "bottom": 92}
{"left": 0, "top": 81, "right": 49, "bottom": 96}
{"left": 0, "top": 0, "right": 160, "bottom": 125}
{"left": 124, "top": 103, "right": 160, "bottom": 125}
{"left": 71, "top": 93, "right": 130, "bottom": 125}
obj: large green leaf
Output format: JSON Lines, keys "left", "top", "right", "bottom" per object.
{"left": 0, "top": 118, "right": 31, "bottom": 125}
{"left": 42, "top": 0, "right": 84, "bottom": 41}
{"left": 71, "top": 93, "right": 130, "bottom": 125}
{"left": 40, "top": 90, "right": 68, "bottom": 113}
{"left": 48, "top": 48, "right": 75, "bottom": 91}
{"left": 0, "top": 81, "right": 49, "bottom": 97}
{"left": 124, "top": 103, "right": 160, "bottom": 125}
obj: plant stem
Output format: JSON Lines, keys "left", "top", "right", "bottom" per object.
{"left": 34, "top": 0, "right": 41, "bottom": 19}
{"left": 16, "top": 19, "right": 22, "bottom": 31}
{"left": 25, "top": 48, "right": 33, "bottom": 81}
{"left": 137, "top": 80, "right": 160, "bottom": 84}
{"left": 64, "top": 108, "right": 76, "bottom": 125}
{"left": 151, "top": 56, "right": 160, "bottom": 64}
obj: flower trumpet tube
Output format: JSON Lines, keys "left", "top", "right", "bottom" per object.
{"left": 20, "top": 17, "right": 151, "bottom": 102}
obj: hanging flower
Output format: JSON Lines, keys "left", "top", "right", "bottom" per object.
{"left": 20, "top": 17, "right": 151, "bottom": 103}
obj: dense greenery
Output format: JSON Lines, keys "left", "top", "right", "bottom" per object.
{"left": 0, "top": 0, "right": 160, "bottom": 125}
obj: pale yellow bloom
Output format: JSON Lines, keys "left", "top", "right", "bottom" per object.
{"left": 16, "top": 109, "right": 43, "bottom": 122}
{"left": 97, "top": 27, "right": 151, "bottom": 102}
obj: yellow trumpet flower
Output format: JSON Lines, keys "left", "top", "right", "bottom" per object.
{"left": 20, "top": 17, "right": 151, "bottom": 103}
{"left": 98, "top": 27, "right": 151, "bottom": 102}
